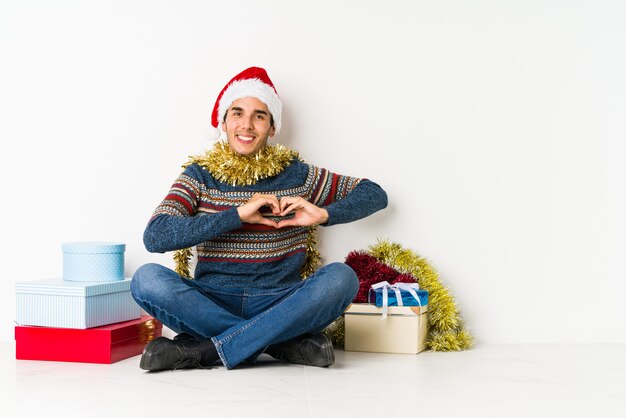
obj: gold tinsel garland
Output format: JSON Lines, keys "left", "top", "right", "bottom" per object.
{"left": 173, "top": 141, "right": 320, "bottom": 279}
{"left": 173, "top": 247, "right": 193, "bottom": 278}
{"left": 368, "top": 240, "right": 473, "bottom": 351}
{"left": 300, "top": 226, "right": 321, "bottom": 279}
{"left": 324, "top": 239, "right": 473, "bottom": 351}
{"left": 183, "top": 141, "right": 299, "bottom": 186}
{"left": 324, "top": 315, "right": 346, "bottom": 349}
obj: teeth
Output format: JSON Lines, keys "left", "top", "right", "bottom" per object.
{"left": 237, "top": 135, "right": 254, "bottom": 142}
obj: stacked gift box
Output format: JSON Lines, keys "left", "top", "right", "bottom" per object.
{"left": 14, "top": 242, "right": 162, "bottom": 364}
{"left": 344, "top": 281, "right": 429, "bottom": 354}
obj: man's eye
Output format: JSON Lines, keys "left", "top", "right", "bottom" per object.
{"left": 255, "top": 114, "right": 265, "bottom": 119}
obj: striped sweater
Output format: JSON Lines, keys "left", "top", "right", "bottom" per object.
{"left": 144, "top": 158, "right": 388, "bottom": 288}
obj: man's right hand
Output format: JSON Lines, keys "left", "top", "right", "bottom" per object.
{"left": 236, "top": 193, "right": 281, "bottom": 228}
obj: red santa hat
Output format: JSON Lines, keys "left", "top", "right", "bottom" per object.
{"left": 209, "top": 66, "right": 282, "bottom": 141}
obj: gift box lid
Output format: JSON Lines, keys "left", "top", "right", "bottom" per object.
{"left": 101, "top": 315, "right": 162, "bottom": 342}
{"left": 15, "top": 315, "right": 161, "bottom": 343}
{"left": 62, "top": 242, "right": 126, "bottom": 254}
{"left": 345, "top": 303, "right": 428, "bottom": 316}
{"left": 15, "top": 277, "right": 132, "bottom": 297}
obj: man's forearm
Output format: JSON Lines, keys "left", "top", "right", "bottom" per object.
{"left": 143, "top": 208, "right": 242, "bottom": 253}
{"left": 322, "top": 179, "right": 388, "bottom": 226}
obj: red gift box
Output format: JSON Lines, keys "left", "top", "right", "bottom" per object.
{"left": 15, "top": 315, "right": 162, "bottom": 364}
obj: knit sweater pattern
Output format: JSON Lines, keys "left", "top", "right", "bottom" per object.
{"left": 144, "top": 157, "right": 388, "bottom": 288}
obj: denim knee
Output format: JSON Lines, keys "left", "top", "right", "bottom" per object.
{"left": 312, "top": 262, "right": 359, "bottom": 305}
{"left": 329, "top": 262, "right": 359, "bottom": 294}
{"left": 130, "top": 263, "right": 169, "bottom": 301}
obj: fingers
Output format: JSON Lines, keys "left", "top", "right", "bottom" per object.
{"left": 239, "top": 195, "right": 323, "bottom": 228}
{"left": 252, "top": 193, "right": 280, "bottom": 214}
{"left": 280, "top": 202, "right": 301, "bottom": 217}
{"left": 276, "top": 218, "right": 299, "bottom": 228}
{"left": 279, "top": 196, "right": 306, "bottom": 216}
{"left": 256, "top": 217, "right": 279, "bottom": 228}
{"left": 279, "top": 196, "right": 293, "bottom": 212}
{"left": 238, "top": 193, "right": 281, "bottom": 223}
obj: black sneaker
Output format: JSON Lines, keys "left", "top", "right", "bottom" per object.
{"left": 270, "top": 333, "right": 335, "bottom": 367}
{"left": 140, "top": 337, "right": 208, "bottom": 371}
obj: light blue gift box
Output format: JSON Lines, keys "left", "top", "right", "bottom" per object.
{"left": 15, "top": 277, "right": 141, "bottom": 329}
{"left": 62, "top": 242, "right": 125, "bottom": 282}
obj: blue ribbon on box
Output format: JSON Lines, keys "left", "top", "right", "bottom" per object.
{"left": 368, "top": 281, "right": 429, "bottom": 319}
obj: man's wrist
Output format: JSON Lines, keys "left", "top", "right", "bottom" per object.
{"left": 318, "top": 208, "right": 329, "bottom": 225}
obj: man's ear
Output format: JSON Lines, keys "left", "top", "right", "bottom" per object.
{"left": 269, "top": 126, "right": 276, "bottom": 138}
{"left": 221, "top": 121, "right": 226, "bottom": 132}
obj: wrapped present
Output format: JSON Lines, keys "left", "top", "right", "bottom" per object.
{"left": 15, "top": 315, "right": 162, "bottom": 364}
{"left": 62, "top": 241, "right": 125, "bottom": 282}
{"left": 15, "top": 277, "right": 141, "bottom": 329}
{"left": 368, "top": 281, "right": 429, "bottom": 312}
{"left": 344, "top": 303, "right": 428, "bottom": 354}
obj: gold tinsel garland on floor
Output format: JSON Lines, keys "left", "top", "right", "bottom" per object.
{"left": 173, "top": 141, "right": 320, "bottom": 279}
{"left": 369, "top": 240, "right": 473, "bottom": 351}
{"left": 324, "top": 239, "right": 473, "bottom": 351}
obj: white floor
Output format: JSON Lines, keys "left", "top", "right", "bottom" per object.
{"left": 2, "top": 342, "right": 625, "bottom": 418}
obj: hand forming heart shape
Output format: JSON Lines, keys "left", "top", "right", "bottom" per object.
{"left": 236, "top": 193, "right": 329, "bottom": 229}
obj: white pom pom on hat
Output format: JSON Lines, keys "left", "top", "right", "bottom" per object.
{"left": 210, "top": 66, "right": 282, "bottom": 137}
{"left": 207, "top": 125, "right": 222, "bottom": 142}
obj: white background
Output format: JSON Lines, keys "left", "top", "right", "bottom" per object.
{"left": 1, "top": 0, "right": 624, "bottom": 344}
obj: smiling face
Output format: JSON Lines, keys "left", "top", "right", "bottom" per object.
{"left": 221, "top": 97, "right": 275, "bottom": 156}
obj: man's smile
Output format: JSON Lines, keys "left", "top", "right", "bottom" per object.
{"left": 236, "top": 134, "right": 256, "bottom": 143}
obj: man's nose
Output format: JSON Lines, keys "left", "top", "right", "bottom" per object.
{"left": 241, "top": 115, "right": 254, "bottom": 130}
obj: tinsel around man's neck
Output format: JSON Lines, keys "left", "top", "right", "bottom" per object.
{"left": 174, "top": 140, "right": 320, "bottom": 280}
{"left": 183, "top": 141, "right": 299, "bottom": 186}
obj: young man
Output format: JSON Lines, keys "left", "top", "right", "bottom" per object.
{"left": 132, "top": 67, "right": 387, "bottom": 371}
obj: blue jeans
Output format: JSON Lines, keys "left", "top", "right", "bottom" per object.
{"left": 130, "top": 262, "right": 358, "bottom": 369}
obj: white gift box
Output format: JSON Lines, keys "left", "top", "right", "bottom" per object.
{"left": 344, "top": 303, "right": 429, "bottom": 354}
{"left": 15, "top": 277, "right": 140, "bottom": 329}
{"left": 62, "top": 242, "right": 125, "bottom": 282}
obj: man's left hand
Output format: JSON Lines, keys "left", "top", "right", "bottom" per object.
{"left": 276, "top": 197, "right": 329, "bottom": 228}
